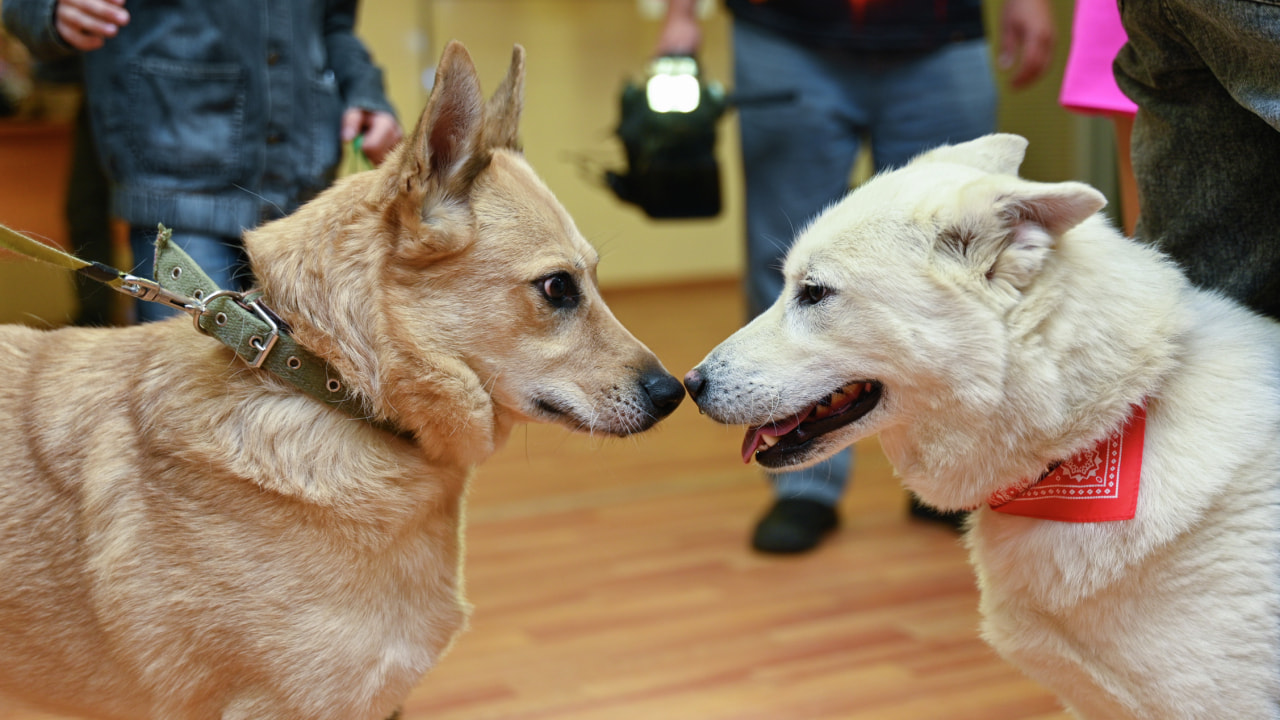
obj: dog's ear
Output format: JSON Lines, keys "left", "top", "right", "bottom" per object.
{"left": 988, "top": 180, "right": 1107, "bottom": 289}
{"left": 913, "top": 134, "right": 1028, "bottom": 176}
{"left": 389, "top": 41, "right": 488, "bottom": 251}
{"left": 484, "top": 45, "right": 525, "bottom": 151}
{"left": 997, "top": 180, "right": 1107, "bottom": 236}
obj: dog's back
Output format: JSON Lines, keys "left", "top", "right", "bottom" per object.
{"left": 970, "top": 287, "right": 1280, "bottom": 719}
{"left": 0, "top": 320, "right": 456, "bottom": 719}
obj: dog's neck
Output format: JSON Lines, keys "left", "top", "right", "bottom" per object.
{"left": 242, "top": 173, "right": 507, "bottom": 468}
{"left": 883, "top": 217, "right": 1191, "bottom": 511}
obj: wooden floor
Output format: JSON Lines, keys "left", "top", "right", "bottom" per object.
{"left": 4, "top": 280, "right": 1070, "bottom": 720}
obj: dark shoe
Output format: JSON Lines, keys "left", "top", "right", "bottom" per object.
{"left": 751, "top": 498, "right": 839, "bottom": 554}
{"left": 908, "top": 494, "right": 967, "bottom": 532}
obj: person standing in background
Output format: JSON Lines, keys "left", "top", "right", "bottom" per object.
{"left": 3, "top": 0, "right": 402, "bottom": 321}
{"left": 1114, "top": 0, "right": 1280, "bottom": 321}
{"left": 658, "top": 0, "right": 1055, "bottom": 553}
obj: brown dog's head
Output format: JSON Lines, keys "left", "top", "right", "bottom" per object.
{"left": 246, "top": 42, "right": 683, "bottom": 465}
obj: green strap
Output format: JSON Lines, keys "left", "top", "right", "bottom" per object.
{"left": 0, "top": 223, "right": 125, "bottom": 287}
{"left": 1, "top": 223, "right": 404, "bottom": 437}
{"left": 151, "top": 230, "right": 367, "bottom": 411}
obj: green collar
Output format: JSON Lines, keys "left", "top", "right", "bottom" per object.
{"left": 2, "top": 223, "right": 408, "bottom": 439}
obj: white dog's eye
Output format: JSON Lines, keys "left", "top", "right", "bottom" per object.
{"left": 537, "top": 272, "right": 581, "bottom": 309}
{"left": 799, "top": 283, "right": 831, "bottom": 306}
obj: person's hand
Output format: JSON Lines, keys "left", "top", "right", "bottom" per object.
{"left": 657, "top": 14, "right": 701, "bottom": 56}
{"left": 998, "top": 0, "right": 1054, "bottom": 90}
{"left": 341, "top": 108, "right": 403, "bottom": 166}
{"left": 655, "top": 0, "right": 701, "bottom": 56}
{"left": 55, "top": 0, "right": 129, "bottom": 52}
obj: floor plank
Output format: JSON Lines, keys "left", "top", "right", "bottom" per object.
{"left": 1, "top": 279, "right": 1070, "bottom": 719}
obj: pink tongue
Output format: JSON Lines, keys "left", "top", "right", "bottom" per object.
{"left": 741, "top": 412, "right": 807, "bottom": 463}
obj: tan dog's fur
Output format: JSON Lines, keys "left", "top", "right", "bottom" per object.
{"left": 688, "top": 135, "right": 1280, "bottom": 719}
{"left": 0, "top": 43, "right": 681, "bottom": 720}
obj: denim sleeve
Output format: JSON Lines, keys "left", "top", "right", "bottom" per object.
{"left": 323, "top": 0, "right": 396, "bottom": 118}
{"left": 2, "top": 0, "right": 76, "bottom": 62}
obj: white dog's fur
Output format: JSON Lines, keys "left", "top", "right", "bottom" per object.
{"left": 689, "top": 134, "right": 1280, "bottom": 719}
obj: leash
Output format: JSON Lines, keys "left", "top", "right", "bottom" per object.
{"left": 0, "top": 223, "right": 407, "bottom": 437}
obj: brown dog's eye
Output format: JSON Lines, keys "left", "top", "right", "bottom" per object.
{"left": 537, "top": 272, "right": 581, "bottom": 309}
{"left": 799, "top": 283, "right": 831, "bottom": 306}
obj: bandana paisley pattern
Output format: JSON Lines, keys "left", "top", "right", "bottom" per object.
{"left": 989, "top": 405, "right": 1146, "bottom": 523}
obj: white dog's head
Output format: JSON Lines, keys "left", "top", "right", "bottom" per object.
{"left": 686, "top": 135, "right": 1108, "bottom": 483}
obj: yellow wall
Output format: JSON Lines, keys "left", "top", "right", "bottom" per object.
{"left": 417, "top": 0, "right": 746, "bottom": 289}
{"left": 356, "top": 0, "right": 426, "bottom": 127}
{"left": 986, "top": 0, "right": 1078, "bottom": 184}
{"left": 0, "top": 262, "right": 76, "bottom": 326}
{"left": 356, "top": 0, "right": 1081, "bottom": 288}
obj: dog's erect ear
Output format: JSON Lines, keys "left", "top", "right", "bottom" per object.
{"left": 484, "top": 45, "right": 525, "bottom": 151}
{"left": 913, "top": 134, "right": 1029, "bottom": 176}
{"left": 989, "top": 180, "right": 1107, "bottom": 289}
{"left": 396, "top": 41, "right": 487, "bottom": 215}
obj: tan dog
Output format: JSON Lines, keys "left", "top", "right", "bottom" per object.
{"left": 686, "top": 135, "right": 1280, "bottom": 719}
{"left": 0, "top": 42, "right": 683, "bottom": 720}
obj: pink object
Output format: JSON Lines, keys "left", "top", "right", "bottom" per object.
{"left": 1059, "top": 0, "right": 1138, "bottom": 116}
{"left": 989, "top": 405, "right": 1145, "bottom": 523}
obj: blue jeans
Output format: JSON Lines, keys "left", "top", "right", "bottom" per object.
{"left": 732, "top": 20, "right": 997, "bottom": 505}
{"left": 1115, "top": 0, "right": 1280, "bottom": 320}
{"left": 129, "top": 225, "right": 248, "bottom": 323}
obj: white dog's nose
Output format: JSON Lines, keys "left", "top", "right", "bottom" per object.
{"left": 683, "top": 368, "right": 706, "bottom": 402}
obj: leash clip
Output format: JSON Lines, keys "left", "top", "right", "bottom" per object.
{"left": 196, "top": 290, "right": 281, "bottom": 369}
{"left": 118, "top": 274, "right": 202, "bottom": 316}
{"left": 122, "top": 275, "right": 279, "bottom": 369}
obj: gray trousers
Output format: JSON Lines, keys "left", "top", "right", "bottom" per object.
{"left": 1116, "top": 0, "right": 1280, "bottom": 320}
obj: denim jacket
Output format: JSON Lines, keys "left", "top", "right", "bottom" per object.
{"left": 3, "top": 0, "right": 396, "bottom": 237}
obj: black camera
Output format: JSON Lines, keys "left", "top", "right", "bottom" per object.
{"left": 606, "top": 56, "right": 728, "bottom": 219}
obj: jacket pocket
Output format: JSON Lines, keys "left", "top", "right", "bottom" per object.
{"left": 124, "top": 57, "right": 247, "bottom": 183}
{"left": 305, "top": 69, "right": 344, "bottom": 184}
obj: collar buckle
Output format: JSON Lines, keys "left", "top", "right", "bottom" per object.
{"left": 195, "top": 290, "right": 281, "bottom": 369}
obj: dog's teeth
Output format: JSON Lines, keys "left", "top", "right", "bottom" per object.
{"left": 761, "top": 434, "right": 780, "bottom": 448}
{"left": 809, "top": 383, "right": 875, "bottom": 424}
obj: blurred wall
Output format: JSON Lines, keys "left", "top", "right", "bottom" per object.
{"left": 357, "top": 0, "right": 1084, "bottom": 288}
{"left": 984, "top": 0, "right": 1079, "bottom": 184}
{"left": 418, "top": 0, "right": 745, "bottom": 289}
{"left": 356, "top": 0, "right": 426, "bottom": 130}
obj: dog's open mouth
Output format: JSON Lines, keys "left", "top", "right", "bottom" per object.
{"left": 741, "top": 381, "right": 883, "bottom": 464}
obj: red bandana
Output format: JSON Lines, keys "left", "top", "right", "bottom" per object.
{"left": 988, "top": 405, "right": 1146, "bottom": 522}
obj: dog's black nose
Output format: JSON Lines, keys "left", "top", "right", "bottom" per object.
{"left": 643, "top": 369, "right": 686, "bottom": 419}
{"left": 683, "top": 368, "right": 705, "bottom": 401}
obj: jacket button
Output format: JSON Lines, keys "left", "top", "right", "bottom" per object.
{"left": 267, "top": 51, "right": 280, "bottom": 65}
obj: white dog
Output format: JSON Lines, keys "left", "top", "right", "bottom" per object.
{"left": 685, "top": 134, "right": 1280, "bottom": 719}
